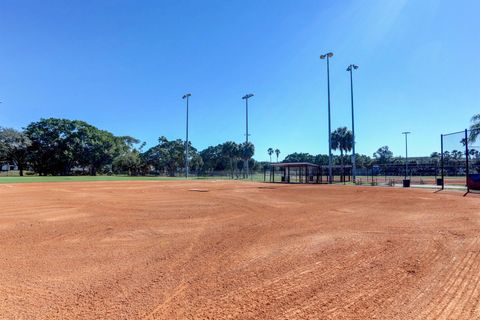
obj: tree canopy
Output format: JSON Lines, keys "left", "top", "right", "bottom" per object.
{"left": 143, "top": 136, "right": 200, "bottom": 176}
{"left": 373, "top": 146, "right": 393, "bottom": 165}
{"left": 470, "top": 114, "right": 480, "bottom": 142}
{"left": 331, "top": 127, "right": 353, "bottom": 157}
{"left": 5, "top": 115, "right": 476, "bottom": 178}
{"left": 24, "top": 118, "right": 124, "bottom": 175}
{"left": 0, "top": 127, "right": 31, "bottom": 176}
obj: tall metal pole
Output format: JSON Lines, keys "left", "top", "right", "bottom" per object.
{"left": 320, "top": 52, "right": 334, "bottom": 184}
{"left": 327, "top": 56, "right": 332, "bottom": 184}
{"left": 186, "top": 96, "right": 189, "bottom": 178}
{"left": 245, "top": 97, "right": 249, "bottom": 179}
{"left": 246, "top": 97, "right": 249, "bottom": 143}
{"left": 182, "top": 93, "right": 191, "bottom": 178}
{"left": 405, "top": 133, "right": 408, "bottom": 179}
{"left": 402, "top": 132, "right": 411, "bottom": 179}
{"left": 347, "top": 64, "right": 358, "bottom": 183}
{"left": 242, "top": 93, "right": 254, "bottom": 179}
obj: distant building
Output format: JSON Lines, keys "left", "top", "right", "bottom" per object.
{"left": 1, "top": 163, "right": 18, "bottom": 172}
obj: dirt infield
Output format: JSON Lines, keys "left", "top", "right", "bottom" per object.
{"left": 1, "top": 181, "right": 479, "bottom": 319}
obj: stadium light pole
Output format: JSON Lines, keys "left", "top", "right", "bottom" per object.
{"left": 242, "top": 93, "right": 254, "bottom": 179}
{"left": 402, "top": 132, "right": 411, "bottom": 180}
{"left": 182, "top": 93, "right": 191, "bottom": 179}
{"left": 347, "top": 64, "right": 359, "bottom": 183}
{"left": 320, "top": 52, "right": 334, "bottom": 184}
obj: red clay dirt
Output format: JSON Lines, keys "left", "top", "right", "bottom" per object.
{"left": 1, "top": 180, "right": 479, "bottom": 319}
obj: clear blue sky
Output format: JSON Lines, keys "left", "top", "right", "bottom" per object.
{"left": 1, "top": 0, "right": 479, "bottom": 161}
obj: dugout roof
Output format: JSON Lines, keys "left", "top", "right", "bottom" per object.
{"left": 271, "top": 162, "right": 320, "bottom": 168}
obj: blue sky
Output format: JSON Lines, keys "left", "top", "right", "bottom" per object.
{"left": 1, "top": 0, "right": 479, "bottom": 161}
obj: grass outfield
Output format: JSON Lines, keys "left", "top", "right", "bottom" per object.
{"left": 0, "top": 174, "right": 267, "bottom": 184}
{"left": 0, "top": 174, "right": 467, "bottom": 187}
{"left": 0, "top": 175, "right": 181, "bottom": 184}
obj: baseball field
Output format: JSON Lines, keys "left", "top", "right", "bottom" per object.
{"left": 1, "top": 180, "right": 479, "bottom": 319}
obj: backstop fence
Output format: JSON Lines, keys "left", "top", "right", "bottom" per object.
{"left": 441, "top": 129, "right": 480, "bottom": 192}
{"left": 353, "top": 163, "right": 442, "bottom": 187}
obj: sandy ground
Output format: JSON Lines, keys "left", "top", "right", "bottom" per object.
{"left": 0, "top": 180, "right": 479, "bottom": 319}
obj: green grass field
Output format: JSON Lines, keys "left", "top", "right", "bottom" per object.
{"left": 0, "top": 173, "right": 267, "bottom": 184}
{"left": 1, "top": 172, "right": 463, "bottom": 186}
{"left": 0, "top": 175, "right": 183, "bottom": 184}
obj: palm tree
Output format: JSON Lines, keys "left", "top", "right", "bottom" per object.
{"left": 241, "top": 142, "right": 255, "bottom": 178}
{"left": 470, "top": 149, "right": 480, "bottom": 159}
{"left": 222, "top": 141, "right": 240, "bottom": 178}
{"left": 451, "top": 150, "right": 463, "bottom": 161}
{"left": 373, "top": 146, "right": 393, "bottom": 179}
{"left": 331, "top": 127, "right": 353, "bottom": 182}
{"left": 451, "top": 149, "right": 465, "bottom": 176}
{"left": 267, "top": 148, "right": 274, "bottom": 163}
{"left": 470, "top": 114, "right": 480, "bottom": 142}
{"left": 275, "top": 149, "right": 280, "bottom": 162}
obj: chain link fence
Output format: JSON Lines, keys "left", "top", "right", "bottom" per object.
{"left": 441, "top": 129, "right": 480, "bottom": 192}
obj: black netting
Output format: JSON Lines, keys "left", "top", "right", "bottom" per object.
{"left": 441, "top": 130, "right": 467, "bottom": 188}
{"left": 440, "top": 129, "right": 480, "bottom": 191}
{"left": 467, "top": 129, "right": 480, "bottom": 191}
{"left": 468, "top": 129, "right": 480, "bottom": 175}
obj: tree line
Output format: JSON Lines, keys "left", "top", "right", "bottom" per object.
{"left": 1, "top": 114, "right": 479, "bottom": 177}
{"left": 279, "top": 112, "right": 480, "bottom": 175}
{"left": 0, "top": 118, "right": 258, "bottom": 177}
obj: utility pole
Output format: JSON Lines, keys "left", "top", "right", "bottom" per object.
{"left": 242, "top": 93, "right": 254, "bottom": 178}
{"left": 320, "top": 52, "right": 334, "bottom": 183}
{"left": 347, "top": 64, "right": 359, "bottom": 183}
{"left": 182, "top": 93, "right": 191, "bottom": 178}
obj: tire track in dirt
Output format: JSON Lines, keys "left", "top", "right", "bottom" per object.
{"left": 277, "top": 230, "right": 462, "bottom": 319}
{"left": 307, "top": 249, "right": 412, "bottom": 318}
{"left": 460, "top": 251, "right": 480, "bottom": 319}
{"left": 141, "top": 194, "right": 270, "bottom": 319}
{"left": 382, "top": 233, "right": 453, "bottom": 318}
{"left": 386, "top": 238, "right": 446, "bottom": 319}
{"left": 445, "top": 249, "right": 480, "bottom": 319}
{"left": 432, "top": 238, "right": 480, "bottom": 319}
{"left": 214, "top": 239, "right": 396, "bottom": 319}
{"left": 418, "top": 237, "right": 479, "bottom": 319}
{"left": 140, "top": 218, "right": 210, "bottom": 319}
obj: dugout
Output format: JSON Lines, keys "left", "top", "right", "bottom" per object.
{"left": 267, "top": 162, "right": 321, "bottom": 184}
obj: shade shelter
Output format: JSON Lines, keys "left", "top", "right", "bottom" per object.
{"left": 267, "top": 162, "right": 321, "bottom": 184}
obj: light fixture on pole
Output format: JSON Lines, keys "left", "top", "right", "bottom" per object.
{"left": 182, "top": 93, "right": 191, "bottom": 179}
{"left": 242, "top": 93, "right": 254, "bottom": 178}
{"left": 347, "top": 64, "right": 359, "bottom": 183}
{"left": 320, "top": 52, "right": 334, "bottom": 184}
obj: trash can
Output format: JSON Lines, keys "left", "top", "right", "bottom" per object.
{"left": 436, "top": 178, "right": 443, "bottom": 186}
{"left": 403, "top": 179, "right": 411, "bottom": 188}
